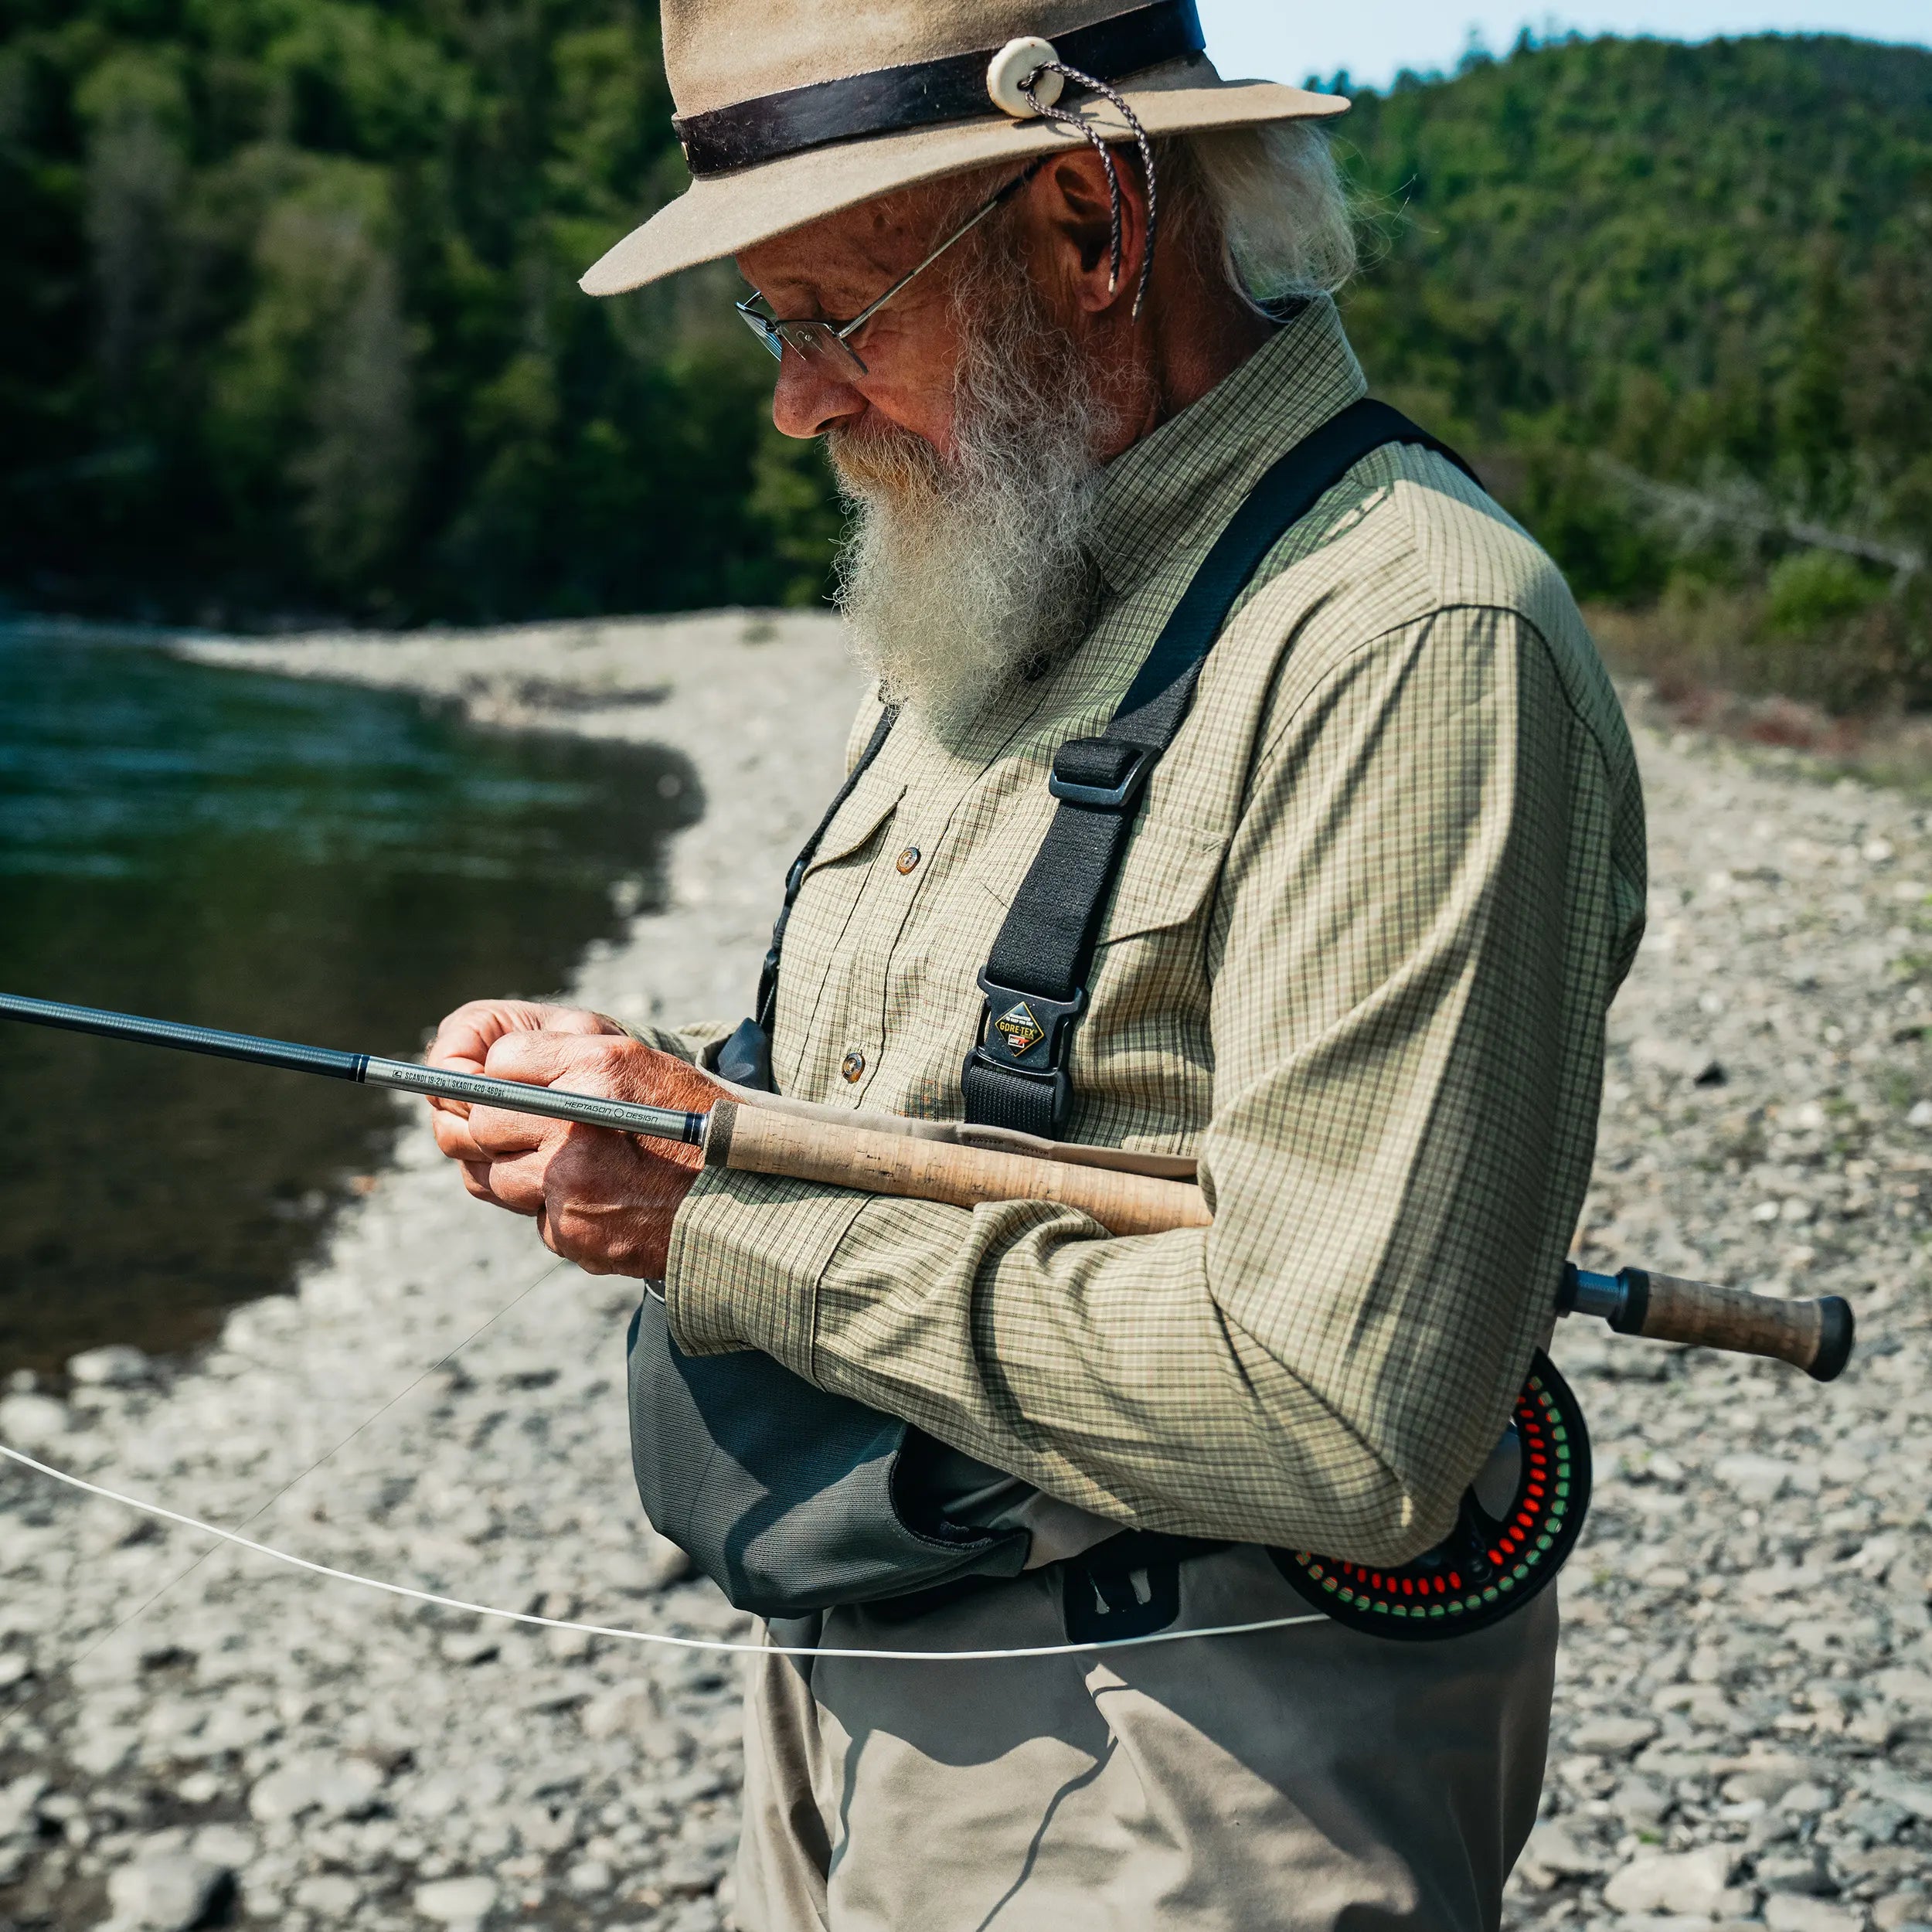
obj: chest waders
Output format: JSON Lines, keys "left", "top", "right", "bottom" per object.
{"left": 626, "top": 398, "right": 1592, "bottom": 1641}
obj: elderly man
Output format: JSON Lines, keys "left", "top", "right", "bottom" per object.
{"left": 427, "top": 2, "right": 1647, "bottom": 1927}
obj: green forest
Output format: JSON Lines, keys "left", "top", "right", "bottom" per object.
{"left": 1341, "top": 32, "right": 1932, "bottom": 709}
{"left": 2, "top": 9, "right": 1929, "bottom": 699}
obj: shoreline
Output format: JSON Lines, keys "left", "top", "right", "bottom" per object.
{"left": 2, "top": 615, "right": 1930, "bottom": 1932}
{"left": 2, "top": 610, "right": 861, "bottom": 1932}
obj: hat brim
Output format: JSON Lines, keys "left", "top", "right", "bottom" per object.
{"left": 580, "top": 56, "right": 1348, "bottom": 296}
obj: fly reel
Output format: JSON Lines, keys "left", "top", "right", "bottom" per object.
{"left": 1273, "top": 1352, "right": 1590, "bottom": 1640}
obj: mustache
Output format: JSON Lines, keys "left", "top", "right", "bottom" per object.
{"left": 825, "top": 417, "right": 952, "bottom": 498}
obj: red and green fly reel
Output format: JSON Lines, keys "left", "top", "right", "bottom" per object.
{"left": 1273, "top": 1352, "right": 1590, "bottom": 1640}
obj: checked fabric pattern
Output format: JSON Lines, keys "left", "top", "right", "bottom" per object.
{"left": 649, "top": 297, "right": 1648, "bottom": 1565}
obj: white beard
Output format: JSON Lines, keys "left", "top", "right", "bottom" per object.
{"left": 828, "top": 276, "right": 1110, "bottom": 742}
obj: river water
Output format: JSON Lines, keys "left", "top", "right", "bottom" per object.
{"left": 0, "top": 626, "right": 699, "bottom": 1374}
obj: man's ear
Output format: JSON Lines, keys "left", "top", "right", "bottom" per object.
{"left": 1033, "top": 148, "right": 1146, "bottom": 315}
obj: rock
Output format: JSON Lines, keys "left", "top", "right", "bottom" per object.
{"left": 1519, "top": 1818, "right": 1608, "bottom": 1884}
{"left": 1872, "top": 1893, "right": 1930, "bottom": 1932}
{"left": 0, "top": 1651, "right": 32, "bottom": 1689}
{"left": 106, "top": 1851, "right": 230, "bottom": 1930}
{"left": 247, "top": 1753, "right": 384, "bottom": 1824}
{"left": 1864, "top": 1773, "right": 1932, "bottom": 1821}
{"left": 1575, "top": 1715, "right": 1659, "bottom": 1757}
{"left": 0, "top": 1774, "right": 48, "bottom": 1841}
{"left": 580, "top": 1685, "right": 658, "bottom": 1743}
{"left": 72, "top": 1719, "right": 137, "bottom": 1776}
{"left": 1614, "top": 1776, "right": 1672, "bottom": 1828}
{"left": 1758, "top": 1850, "right": 1834, "bottom": 1896}
{"left": 1713, "top": 1452, "right": 1792, "bottom": 1503}
{"left": 1604, "top": 1845, "right": 1738, "bottom": 1917}
{"left": 1869, "top": 1669, "right": 1932, "bottom": 1714}
{"left": 191, "top": 1823, "right": 257, "bottom": 1870}
{"left": 68, "top": 1345, "right": 151, "bottom": 1386}
{"left": 1765, "top": 1898, "right": 1866, "bottom": 1932}
{"left": 567, "top": 1858, "right": 614, "bottom": 1895}
{"left": 294, "top": 1872, "right": 362, "bottom": 1913}
{"left": 0, "top": 1391, "right": 70, "bottom": 1448}
{"left": 439, "top": 1631, "right": 501, "bottom": 1667}
{"left": 413, "top": 1873, "right": 499, "bottom": 1923}
{"left": 1781, "top": 1781, "right": 1837, "bottom": 1815}
{"left": 1835, "top": 1798, "right": 1909, "bottom": 1844}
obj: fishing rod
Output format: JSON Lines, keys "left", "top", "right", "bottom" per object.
{"left": 0, "top": 990, "right": 1855, "bottom": 1381}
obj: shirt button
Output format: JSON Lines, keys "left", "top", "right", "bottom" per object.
{"left": 840, "top": 1049, "right": 866, "bottom": 1082}
{"left": 896, "top": 845, "right": 921, "bottom": 875}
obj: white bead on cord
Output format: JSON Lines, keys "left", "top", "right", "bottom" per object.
{"left": 986, "top": 36, "right": 1065, "bottom": 115}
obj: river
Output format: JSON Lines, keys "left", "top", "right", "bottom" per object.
{"left": 0, "top": 624, "right": 699, "bottom": 1374}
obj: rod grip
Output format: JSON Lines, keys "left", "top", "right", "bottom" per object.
{"left": 703, "top": 1099, "right": 1211, "bottom": 1236}
{"left": 1615, "top": 1268, "right": 1855, "bottom": 1381}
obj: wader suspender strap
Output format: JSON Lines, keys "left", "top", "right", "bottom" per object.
{"left": 753, "top": 703, "right": 901, "bottom": 1045}
{"left": 961, "top": 397, "right": 1479, "bottom": 1138}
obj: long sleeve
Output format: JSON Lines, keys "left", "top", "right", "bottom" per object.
{"left": 663, "top": 606, "right": 1642, "bottom": 1563}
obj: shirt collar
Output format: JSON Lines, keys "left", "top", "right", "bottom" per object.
{"left": 1086, "top": 295, "right": 1369, "bottom": 600}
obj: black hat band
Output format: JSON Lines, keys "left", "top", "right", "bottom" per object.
{"left": 673, "top": 0, "right": 1205, "bottom": 178}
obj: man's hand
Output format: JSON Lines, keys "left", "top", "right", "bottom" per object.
{"left": 425, "top": 1000, "right": 718, "bottom": 1277}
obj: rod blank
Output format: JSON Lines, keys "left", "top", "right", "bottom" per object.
{"left": 0, "top": 992, "right": 706, "bottom": 1148}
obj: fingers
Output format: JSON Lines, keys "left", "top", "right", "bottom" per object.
{"left": 427, "top": 998, "right": 625, "bottom": 1076}
{"left": 425, "top": 999, "right": 628, "bottom": 1128}
{"left": 482, "top": 1032, "right": 722, "bottom": 1114}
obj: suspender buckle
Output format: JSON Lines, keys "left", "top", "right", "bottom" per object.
{"left": 971, "top": 974, "right": 1087, "bottom": 1068}
{"left": 1046, "top": 739, "right": 1154, "bottom": 811}
{"left": 961, "top": 975, "right": 1087, "bottom": 1137}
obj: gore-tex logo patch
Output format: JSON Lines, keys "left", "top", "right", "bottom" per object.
{"left": 993, "top": 1001, "right": 1046, "bottom": 1056}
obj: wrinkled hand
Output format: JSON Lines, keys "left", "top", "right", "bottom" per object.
{"left": 425, "top": 999, "right": 718, "bottom": 1277}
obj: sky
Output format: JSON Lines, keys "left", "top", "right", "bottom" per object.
{"left": 1197, "top": 0, "right": 1932, "bottom": 89}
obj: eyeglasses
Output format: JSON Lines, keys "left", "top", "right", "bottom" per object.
{"left": 736, "top": 160, "right": 1045, "bottom": 378}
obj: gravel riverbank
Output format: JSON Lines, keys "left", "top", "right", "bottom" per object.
{"left": 2, "top": 621, "right": 1928, "bottom": 1932}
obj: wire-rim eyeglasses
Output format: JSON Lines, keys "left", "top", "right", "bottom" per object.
{"left": 735, "top": 159, "right": 1046, "bottom": 378}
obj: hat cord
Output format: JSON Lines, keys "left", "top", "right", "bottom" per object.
{"left": 1018, "top": 62, "right": 1159, "bottom": 319}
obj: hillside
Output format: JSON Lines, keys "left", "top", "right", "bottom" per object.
{"left": 1338, "top": 33, "right": 1932, "bottom": 703}
{"left": 2, "top": 15, "right": 1927, "bottom": 675}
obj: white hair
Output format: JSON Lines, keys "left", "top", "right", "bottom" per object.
{"left": 827, "top": 121, "right": 1358, "bottom": 736}
{"left": 829, "top": 249, "right": 1107, "bottom": 740}
{"left": 1172, "top": 121, "right": 1359, "bottom": 308}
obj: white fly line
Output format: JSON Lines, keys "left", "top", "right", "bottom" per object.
{"left": 0, "top": 1440, "right": 1328, "bottom": 1663}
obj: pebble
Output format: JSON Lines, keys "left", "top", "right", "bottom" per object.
{"left": 0, "top": 1391, "right": 70, "bottom": 1447}
{"left": 68, "top": 1345, "right": 152, "bottom": 1388}
{"left": 104, "top": 1849, "right": 229, "bottom": 1930}
{"left": 247, "top": 1752, "right": 385, "bottom": 1824}
{"left": 1604, "top": 1845, "right": 1740, "bottom": 1917}
{"left": 1764, "top": 1897, "right": 1867, "bottom": 1932}
{"left": 413, "top": 1873, "right": 499, "bottom": 1923}
{"left": 3, "top": 637, "right": 1930, "bottom": 1930}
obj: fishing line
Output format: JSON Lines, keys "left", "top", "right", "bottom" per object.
{"left": 57, "top": 1254, "right": 570, "bottom": 1665}
{"left": 0, "top": 1441, "right": 1327, "bottom": 1662}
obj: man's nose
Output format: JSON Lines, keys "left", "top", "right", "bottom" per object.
{"left": 771, "top": 352, "right": 865, "bottom": 440}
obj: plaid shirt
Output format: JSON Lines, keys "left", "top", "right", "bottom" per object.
{"left": 655, "top": 298, "right": 1646, "bottom": 1563}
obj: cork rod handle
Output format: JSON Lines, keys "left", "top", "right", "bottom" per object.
{"left": 1615, "top": 1268, "right": 1855, "bottom": 1382}
{"left": 702, "top": 1098, "right": 1212, "bottom": 1239}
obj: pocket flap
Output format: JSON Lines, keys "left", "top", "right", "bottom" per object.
{"left": 802, "top": 772, "right": 907, "bottom": 879}
{"left": 1098, "top": 817, "right": 1226, "bottom": 946}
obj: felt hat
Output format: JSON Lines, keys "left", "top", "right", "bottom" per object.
{"left": 579, "top": 0, "right": 1347, "bottom": 296}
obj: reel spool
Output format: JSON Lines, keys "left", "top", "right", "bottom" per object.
{"left": 1273, "top": 1352, "right": 1590, "bottom": 1640}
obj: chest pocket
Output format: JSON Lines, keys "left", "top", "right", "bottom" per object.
{"left": 777, "top": 774, "right": 907, "bottom": 1081}
{"left": 1096, "top": 815, "right": 1228, "bottom": 949}
{"left": 800, "top": 771, "right": 906, "bottom": 885}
